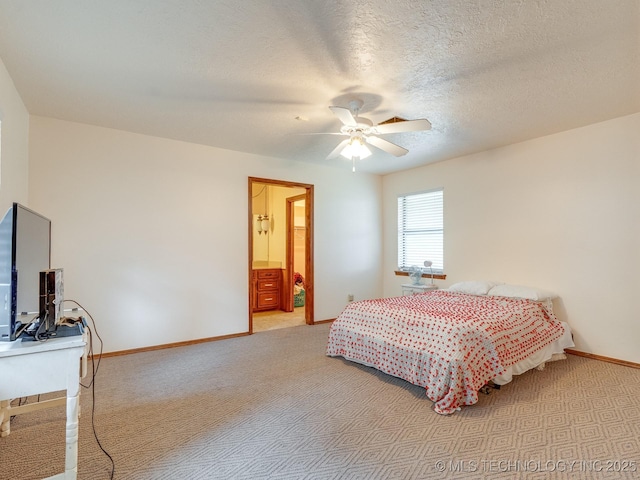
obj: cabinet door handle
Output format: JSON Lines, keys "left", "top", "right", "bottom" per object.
{"left": 264, "top": 297, "right": 273, "bottom": 301}
{"left": 264, "top": 283, "right": 273, "bottom": 287}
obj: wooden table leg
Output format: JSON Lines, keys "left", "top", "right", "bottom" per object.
{"left": 63, "top": 393, "right": 80, "bottom": 479}
{"left": 0, "top": 399, "right": 10, "bottom": 437}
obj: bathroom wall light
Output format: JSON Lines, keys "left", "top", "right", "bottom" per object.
{"left": 256, "top": 214, "right": 271, "bottom": 235}
{"left": 261, "top": 214, "right": 270, "bottom": 233}
{"left": 256, "top": 215, "right": 264, "bottom": 234}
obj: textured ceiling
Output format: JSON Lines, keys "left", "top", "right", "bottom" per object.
{"left": 0, "top": 0, "right": 638, "bottom": 175}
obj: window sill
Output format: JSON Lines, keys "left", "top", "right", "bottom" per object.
{"left": 395, "top": 270, "right": 446, "bottom": 280}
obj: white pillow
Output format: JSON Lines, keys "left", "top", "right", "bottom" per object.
{"left": 487, "top": 284, "right": 557, "bottom": 301}
{"left": 447, "top": 281, "right": 503, "bottom": 296}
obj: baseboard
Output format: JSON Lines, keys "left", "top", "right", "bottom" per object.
{"left": 94, "top": 332, "right": 251, "bottom": 359}
{"left": 91, "top": 321, "right": 337, "bottom": 359}
{"left": 313, "top": 318, "right": 335, "bottom": 325}
{"left": 566, "top": 349, "right": 640, "bottom": 370}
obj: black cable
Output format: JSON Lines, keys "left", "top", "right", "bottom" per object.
{"left": 34, "top": 314, "right": 48, "bottom": 342}
{"left": 14, "top": 314, "right": 40, "bottom": 339}
{"left": 9, "top": 397, "right": 28, "bottom": 421}
{"left": 86, "top": 333, "right": 115, "bottom": 480}
{"left": 64, "top": 299, "right": 104, "bottom": 387}
{"left": 80, "top": 322, "right": 98, "bottom": 389}
{"left": 63, "top": 299, "right": 115, "bottom": 480}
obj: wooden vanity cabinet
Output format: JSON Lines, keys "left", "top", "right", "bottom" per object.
{"left": 253, "top": 269, "right": 282, "bottom": 312}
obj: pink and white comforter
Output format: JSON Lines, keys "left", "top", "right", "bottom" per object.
{"left": 326, "top": 290, "right": 565, "bottom": 414}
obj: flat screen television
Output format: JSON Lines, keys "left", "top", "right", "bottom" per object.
{"left": 0, "top": 203, "right": 51, "bottom": 341}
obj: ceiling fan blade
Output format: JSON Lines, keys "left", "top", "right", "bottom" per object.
{"left": 326, "top": 139, "right": 350, "bottom": 159}
{"left": 329, "top": 106, "right": 357, "bottom": 126}
{"left": 373, "top": 118, "right": 432, "bottom": 134}
{"left": 365, "top": 136, "right": 409, "bottom": 157}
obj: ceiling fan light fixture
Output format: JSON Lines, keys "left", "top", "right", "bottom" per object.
{"left": 340, "top": 136, "right": 371, "bottom": 160}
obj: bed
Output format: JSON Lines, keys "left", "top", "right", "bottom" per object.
{"left": 326, "top": 283, "right": 574, "bottom": 414}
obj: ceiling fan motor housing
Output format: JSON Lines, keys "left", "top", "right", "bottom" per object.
{"left": 347, "top": 99, "right": 364, "bottom": 115}
{"left": 340, "top": 116, "right": 373, "bottom": 135}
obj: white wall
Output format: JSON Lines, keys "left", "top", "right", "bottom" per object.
{"left": 28, "top": 116, "right": 383, "bottom": 353}
{"left": 0, "top": 56, "right": 29, "bottom": 209}
{"left": 267, "top": 184, "right": 305, "bottom": 266}
{"left": 383, "top": 113, "right": 640, "bottom": 363}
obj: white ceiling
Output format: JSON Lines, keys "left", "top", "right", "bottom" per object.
{"left": 0, "top": 1, "right": 638, "bottom": 175}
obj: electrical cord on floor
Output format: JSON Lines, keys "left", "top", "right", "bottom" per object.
{"left": 64, "top": 299, "right": 115, "bottom": 480}
{"left": 9, "top": 396, "right": 30, "bottom": 421}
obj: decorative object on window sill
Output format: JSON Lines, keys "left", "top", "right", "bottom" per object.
{"left": 408, "top": 265, "right": 423, "bottom": 285}
{"left": 424, "top": 260, "right": 434, "bottom": 285}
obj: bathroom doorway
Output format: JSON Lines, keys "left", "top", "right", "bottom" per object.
{"left": 248, "top": 177, "right": 313, "bottom": 333}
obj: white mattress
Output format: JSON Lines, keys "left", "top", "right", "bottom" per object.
{"left": 492, "top": 321, "right": 574, "bottom": 385}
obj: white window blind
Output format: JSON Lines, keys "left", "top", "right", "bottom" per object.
{"left": 397, "top": 189, "right": 443, "bottom": 273}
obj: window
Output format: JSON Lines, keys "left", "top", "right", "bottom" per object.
{"left": 397, "top": 188, "right": 443, "bottom": 273}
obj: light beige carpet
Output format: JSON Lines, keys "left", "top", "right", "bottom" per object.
{"left": 1, "top": 323, "right": 639, "bottom": 479}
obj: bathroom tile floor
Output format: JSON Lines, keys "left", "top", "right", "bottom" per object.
{"left": 253, "top": 307, "right": 306, "bottom": 332}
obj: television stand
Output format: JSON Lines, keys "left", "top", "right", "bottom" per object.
{"left": 0, "top": 335, "right": 87, "bottom": 479}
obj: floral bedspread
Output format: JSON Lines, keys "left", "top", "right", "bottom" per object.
{"left": 326, "top": 290, "right": 565, "bottom": 414}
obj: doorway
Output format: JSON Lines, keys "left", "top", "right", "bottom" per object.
{"left": 248, "top": 177, "right": 314, "bottom": 333}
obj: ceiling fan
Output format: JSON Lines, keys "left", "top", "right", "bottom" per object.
{"left": 323, "top": 99, "right": 432, "bottom": 170}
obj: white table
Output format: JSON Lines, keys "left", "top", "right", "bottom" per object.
{"left": 0, "top": 336, "right": 87, "bottom": 480}
{"left": 401, "top": 283, "right": 438, "bottom": 296}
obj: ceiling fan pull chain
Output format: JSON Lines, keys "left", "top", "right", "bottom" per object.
{"left": 352, "top": 156, "right": 356, "bottom": 172}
